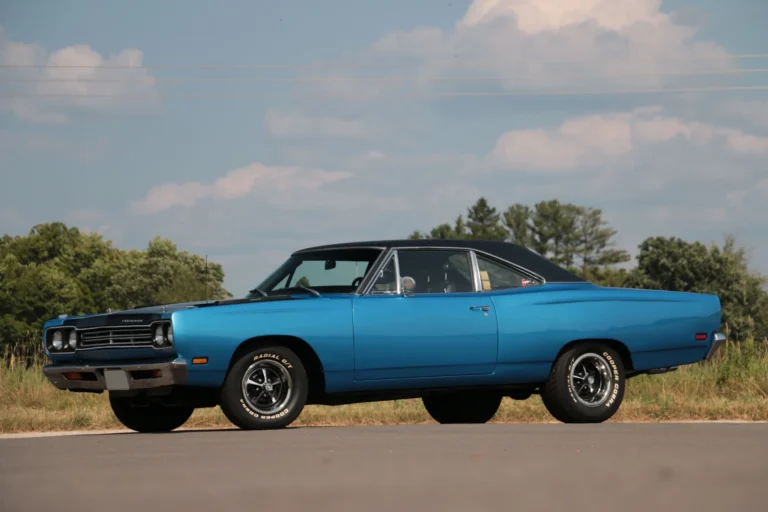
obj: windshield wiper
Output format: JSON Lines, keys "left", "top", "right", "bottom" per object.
{"left": 297, "top": 285, "right": 321, "bottom": 297}
{"left": 247, "top": 287, "right": 267, "bottom": 297}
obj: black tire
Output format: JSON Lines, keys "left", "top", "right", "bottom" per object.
{"left": 109, "top": 395, "right": 194, "bottom": 433}
{"left": 422, "top": 391, "right": 502, "bottom": 424}
{"left": 219, "top": 345, "right": 308, "bottom": 430}
{"left": 541, "top": 342, "right": 625, "bottom": 423}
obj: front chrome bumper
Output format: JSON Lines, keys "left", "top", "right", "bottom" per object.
{"left": 43, "top": 359, "right": 188, "bottom": 392}
{"left": 704, "top": 333, "right": 726, "bottom": 360}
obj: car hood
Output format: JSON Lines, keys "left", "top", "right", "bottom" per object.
{"left": 51, "top": 295, "right": 304, "bottom": 328}
{"left": 127, "top": 300, "right": 212, "bottom": 314}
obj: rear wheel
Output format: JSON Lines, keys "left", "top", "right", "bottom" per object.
{"left": 422, "top": 392, "right": 502, "bottom": 424}
{"left": 219, "top": 345, "right": 309, "bottom": 430}
{"left": 541, "top": 342, "right": 625, "bottom": 423}
{"left": 109, "top": 395, "right": 194, "bottom": 433}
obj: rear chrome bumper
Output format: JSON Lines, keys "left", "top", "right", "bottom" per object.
{"left": 704, "top": 333, "right": 726, "bottom": 361}
{"left": 43, "top": 359, "right": 188, "bottom": 392}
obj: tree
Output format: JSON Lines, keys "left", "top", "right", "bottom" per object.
{"left": 526, "top": 200, "right": 583, "bottom": 268}
{"left": 409, "top": 216, "right": 469, "bottom": 240}
{"left": 411, "top": 198, "right": 508, "bottom": 241}
{"left": 465, "top": 197, "right": 508, "bottom": 241}
{"left": 502, "top": 204, "right": 532, "bottom": 247}
{"left": 625, "top": 235, "right": 768, "bottom": 341}
{"left": 413, "top": 198, "right": 627, "bottom": 281}
{"left": 574, "top": 206, "right": 631, "bottom": 273}
{"left": 0, "top": 223, "right": 231, "bottom": 351}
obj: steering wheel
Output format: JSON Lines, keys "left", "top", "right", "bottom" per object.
{"left": 351, "top": 276, "right": 364, "bottom": 288}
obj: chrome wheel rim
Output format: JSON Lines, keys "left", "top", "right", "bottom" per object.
{"left": 241, "top": 360, "right": 292, "bottom": 415}
{"left": 569, "top": 353, "right": 613, "bottom": 407}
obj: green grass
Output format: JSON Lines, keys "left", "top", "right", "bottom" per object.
{"left": 1, "top": 340, "right": 767, "bottom": 433}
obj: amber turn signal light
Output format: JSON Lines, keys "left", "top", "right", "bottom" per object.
{"left": 192, "top": 357, "right": 208, "bottom": 365}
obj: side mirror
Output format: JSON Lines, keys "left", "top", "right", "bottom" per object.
{"left": 401, "top": 276, "right": 416, "bottom": 296}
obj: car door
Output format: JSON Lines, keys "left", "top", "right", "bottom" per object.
{"left": 352, "top": 248, "right": 499, "bottom": 384}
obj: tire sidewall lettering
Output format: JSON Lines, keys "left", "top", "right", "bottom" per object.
{"left": 239, "top": 397, "right": 292, "bottom": 420}
{"left": 567, "top": 350, "right": 622, "bottom": 409}
{"left": 252, "top": 352, "right": 293, "bottom": 369}
{"left": 602, "top": 351, "right": 620, "bottom": 381}
{"left": 601, "top": 351, "right": 621, "bottom": 408}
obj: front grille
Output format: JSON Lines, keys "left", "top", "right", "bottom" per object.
{"left": 78, "top": 326, "right": 155, "bottom": 349}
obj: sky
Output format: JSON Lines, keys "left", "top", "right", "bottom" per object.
{"left": 1, "top": 0, "right": 767, "bottom": 297}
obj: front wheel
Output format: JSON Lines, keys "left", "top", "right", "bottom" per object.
{"left": 422, "top": 392, "right": 502, "bottom": 424}
{"left": 541, "top": 342, "right": 625, "bottom": 423}
{"left": 109, "top": 395, "right": 194, "bottom": 433}
{"left": 219, "top": 345, "right": 309, "bottom": 430}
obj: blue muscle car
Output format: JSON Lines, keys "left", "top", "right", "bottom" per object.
{"left": 42, "top": 239, "right": 725, "bottom": 432}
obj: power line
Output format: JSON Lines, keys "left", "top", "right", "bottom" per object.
{"left": 3, "top": 68, "right": 768, "bottom": 84}
{"left": 1, "top": 53, "right": 767, "bottom": 70}
{"left": 3, "top": 85, "right": 767, "bottom": 100}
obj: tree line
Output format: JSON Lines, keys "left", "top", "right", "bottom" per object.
{"left": 0, "top": 223, "right": 231, "bottom": 349}
{"left": 410, "top": 197, "right": 767, "bottom": 342}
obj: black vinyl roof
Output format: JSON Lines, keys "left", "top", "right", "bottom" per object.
{"left": 295, "top": 239, "right": 586, "bottom": 283}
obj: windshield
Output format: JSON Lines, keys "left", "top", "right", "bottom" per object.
{"left": 248, "top": 247, "right": 384, "bottom": 297}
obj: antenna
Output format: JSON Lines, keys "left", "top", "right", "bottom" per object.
{"left": 205, "top": 255, "right": 209, "bottom": 302}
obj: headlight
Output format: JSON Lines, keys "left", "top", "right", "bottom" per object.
{"left": 166, "top": 324, "right": 174, "bottom": 344}
{"left": 52, "top": 331, "right": 63, "bottom": 351}
{"left": 68, "top": 330, "right": 77, "bottom": 349}
{"left": 154, "top": 325, "right": 165, "bottom": 347}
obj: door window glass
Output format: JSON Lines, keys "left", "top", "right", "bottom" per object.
{"left": 397, "top": 250, "right": 474, "bottom": 294}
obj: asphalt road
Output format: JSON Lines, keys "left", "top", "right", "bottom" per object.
{"left": 2, "top": 424, "right": 767, "bottom": 512}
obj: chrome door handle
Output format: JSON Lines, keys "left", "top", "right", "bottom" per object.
{"left": 469, "top": 305, "right": 490, "bottom": 311}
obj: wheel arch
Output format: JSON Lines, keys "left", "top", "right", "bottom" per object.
{"left": 554, "top": 338, "right": 634, "bottom": 373}
{"left": 226, "top": 335, "right": 326, "bottom": 403}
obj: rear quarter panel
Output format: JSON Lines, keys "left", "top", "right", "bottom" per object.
{"left": 170, "top": 296, "right": 354, "bottom": 390}
{"left": 491, "top": 283, "right": 721, "bottom": 380}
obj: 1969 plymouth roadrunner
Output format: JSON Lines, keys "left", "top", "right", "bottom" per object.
{"left": 42, "top": 239, "right": 726, "bottom": 432}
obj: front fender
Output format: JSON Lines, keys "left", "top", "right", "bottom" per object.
{"left": 170, "top": 297, "right": 354, "bottom": 389}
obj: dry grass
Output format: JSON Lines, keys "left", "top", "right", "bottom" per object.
{"left": 2, "top": 339, "right": 767, "bottom": 433}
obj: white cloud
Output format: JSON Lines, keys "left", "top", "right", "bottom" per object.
{"left": 487, "top": 106, "right": 768, "bottom": 172}
{"left": 366, "top": 150, "right": 385, "bottom": 160}
{"left": 719, "top": 179, "right": 768, "bottom": 221}
{"left": 265, "top": 110, "right": 367, "bottom": 139}
{"left": 0, "top": 129, "right": 108, "bottom": 161}
{"left": 130, "top": 162, "right": 353, "bottom": 215}
{"left": 459, "top": 0, "right": 668, "bottom": 33}
{"left": 319, "top": 0, "right": 735, "bottom": 99}
{"left": 721, "top": 100, "right": 768, "bottom": 128}
{"left": 723, "top": 130, "right": 768, "bottom": 156}
{"left": 0, "top": 26, "right": 156, "bottom": 124}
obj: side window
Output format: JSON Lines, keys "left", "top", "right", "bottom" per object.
{"left": 397, "top": 250, "right": 474, "bottom": 294}
{"left": 370, "top": 256, "right": 398, "bottom": 294}
{"left": 475, "top": 253, "right": 539, "bottom": 290}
